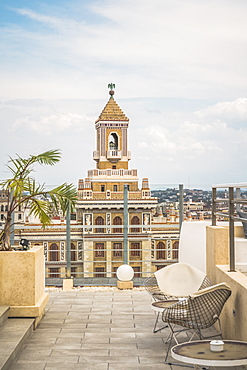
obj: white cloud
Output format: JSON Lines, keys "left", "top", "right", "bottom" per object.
{"left": 15, "top": 8, "right": 79, "bottom": 32}
{"left": 1, "top": 1, "right": 247, "bottom": 188}
{"left": 194, "top": 98, "right": 247, "bottom": 125}
{"left": 12, "top": 113, "right": 91, "bottom": 134}
{"left": 138, "top": 142, "right": 148, "bottom": 149}
{"left": 0, "top": 1, "right": 247, "bottom": 99}
{"left": 0, "top": 96, "right": 247, "bottom": 188}
{"left": 131, "top": 96, "right": 247, "bottom": 187}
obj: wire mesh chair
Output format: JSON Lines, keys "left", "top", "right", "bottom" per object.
{"left": 162, "top": 282, "right": 231, "bottom": 363}
{"left": 144, "top": 263, "right": 212, "bottom": 333}
{"left": 144, "top": 263, "right": 212, "bottom": 302}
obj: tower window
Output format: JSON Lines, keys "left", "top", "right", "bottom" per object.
{"left": 109, "top": 133, "right": 118, "bottom": 150}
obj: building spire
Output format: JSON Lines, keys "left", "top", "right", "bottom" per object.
{"left": 108, "top": 83, "right": 115, "bottom": 99}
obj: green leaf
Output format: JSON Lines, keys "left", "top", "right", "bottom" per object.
{"left": 0, "top": 149, "right": 77, "bottom": 249}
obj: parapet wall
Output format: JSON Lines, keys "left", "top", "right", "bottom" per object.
{"left": 206, "top": 225, "right": 247, "bottom": 341}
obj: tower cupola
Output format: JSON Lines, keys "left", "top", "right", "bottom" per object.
{"left": 93, "top": 84, "right": 131, "bottom": 170}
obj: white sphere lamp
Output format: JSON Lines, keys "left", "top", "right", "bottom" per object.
{"left": 116, "top": 264, "right": 134, "bottom": 282}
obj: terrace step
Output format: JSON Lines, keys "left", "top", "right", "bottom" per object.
{"left": 0, "top": 308, "right": 34, "bottom": 370}
{"left": 0, "top": 307, "right": 9, "bottom": 328}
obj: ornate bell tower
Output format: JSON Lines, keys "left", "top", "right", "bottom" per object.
{"left": 93, "top": 83, "right": 131, "bottom": 170}
{"left": 78, "top": 83, "right": 153, "bottom": 200}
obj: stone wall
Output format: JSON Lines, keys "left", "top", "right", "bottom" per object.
{"left": 206, "top": 225, "right": 247, "bottom": 341}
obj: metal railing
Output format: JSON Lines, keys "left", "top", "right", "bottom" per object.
{"left": 44, "top": 241, "right": 179, "bottom": 286}
{"left": 212, "top": 182, "right": 247, "bottom": 271}
{"left": 1, "top": 184, "right": 185, "bottom": 286}
{"left": 8, "top": 223, "right": 180, "bottom": 285}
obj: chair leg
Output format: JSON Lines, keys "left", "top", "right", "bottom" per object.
{"left": 164, "top": 325, "right": 174, "bottom": 363}
{"left": 164, "top": 322, "right": 180, "bottom": 363}
{"left": 153, "top": 311, "right": 168, "bottom": 333}
{"left": 196, "top": 318, "right": 223, "bottom": 341}
{"left": 153, "top": 311, "right": 160, "bottom": 333}
{"left": 164, "top": 324, "right": 195, "bottom": 368}
{"left": 165, "top": 326, "right": 173, "bottom": 343}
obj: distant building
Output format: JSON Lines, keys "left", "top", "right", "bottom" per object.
{"left": 0, "top": 190, "right": 24, "bottom": 224}
{"left": 75, "top": 87, "right": 180, "bottom": 277}
{"left": 3, "top": 87, "right": 180, "bottom": 279}
{"left": 183, "top": 200, "right": 204, "bottom": 212}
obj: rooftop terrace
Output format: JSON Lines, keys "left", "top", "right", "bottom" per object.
{"left": 7, "top": 288, "right": 238, "bottom": 370}
{"left": 1, "top": 183, "right": 247, "bottom": 369}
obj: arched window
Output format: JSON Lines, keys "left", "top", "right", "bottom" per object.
{"left": 95, "top": 216, "right": 104, "bottom": 233}
{"left": 173, "top": 241, "right": 179, "bottom": 259}
{"left": 113, "top": 216, "right": 122, "bottom": 233}
{"left": 1, "top": 205, "right": 4, "bottom": 212}
{"left": 131, "top": 216, "right": 140, "bottom": 233}
{"left": 156, "top": 242, "right": 166, "bottom": 260}
{"left": 49, "top": 243, "right": 59, "bottom": 261}
{"left": 109, "top": 133, "right": 118, "bottom": 150}
{"left": 71, "top": 243, "right": 77, "bottom": 261}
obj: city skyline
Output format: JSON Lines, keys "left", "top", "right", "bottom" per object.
{"left": 0, "top": 0, "right": 247, "bottom": 189}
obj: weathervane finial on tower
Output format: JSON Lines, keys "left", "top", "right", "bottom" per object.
{"left": 108, "top": 83, "right": 115, "bottom": 99}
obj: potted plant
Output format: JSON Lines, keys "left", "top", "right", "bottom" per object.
{"left": 0, "top": 149, "right": 77, "bottom": 324}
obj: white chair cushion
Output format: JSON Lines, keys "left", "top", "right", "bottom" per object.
{"left": 190, "top": 282, "right": 231, "bottom": 299}
{"left": 154, "top": 263, "right": 206, "bottom": 297}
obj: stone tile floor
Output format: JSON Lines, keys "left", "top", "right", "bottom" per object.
{"left": 9, "top": 288, "right": 242, "bottom": 369}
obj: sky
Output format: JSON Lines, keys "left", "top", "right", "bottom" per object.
{"left": 0, "top": 0, "right": 247, "bottom": 190}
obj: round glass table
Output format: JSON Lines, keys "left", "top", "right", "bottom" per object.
{"left": 171, "top": 340, "right": 247, "bottom": 368}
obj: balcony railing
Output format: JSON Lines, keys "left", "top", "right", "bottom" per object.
{"left": 87, "top": 168, "right": 138, "bottom": 178}
{"left": 93, "top": 151, "right": 100, "bottom": 160}
{"left": 106, "top": 150, "right": 122, "bottom": 159}
{"left": 212, "top": 182, "right": 247, "bottom": 271}
{"left": 92, "top": 151, "right": 131, "bottom": 161}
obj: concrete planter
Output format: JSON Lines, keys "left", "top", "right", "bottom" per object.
{"left": 0, "top": 245, "right": 49, "bottom": 326}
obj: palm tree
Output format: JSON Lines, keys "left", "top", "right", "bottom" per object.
{"left": 0, "top": 149, "right": 77, "bottom": 251}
